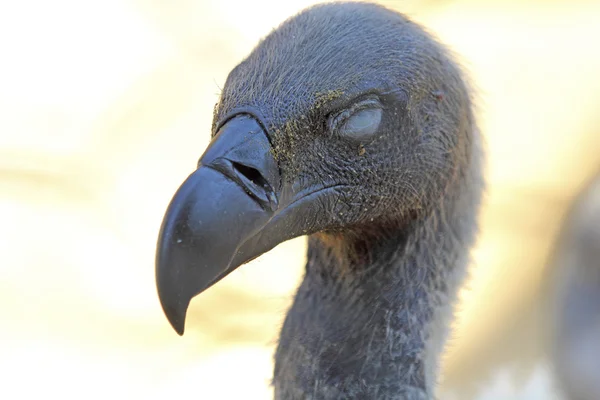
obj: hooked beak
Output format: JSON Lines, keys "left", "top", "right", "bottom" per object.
{"left": 156, "top": 114, "right": 327, "bottom": 335}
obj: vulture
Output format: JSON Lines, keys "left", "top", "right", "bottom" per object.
{"left": 156, "top": 2, "right": 482, "bottom": 399}
{"left": 548, "top": 172, "right": 600, "bottom": 400}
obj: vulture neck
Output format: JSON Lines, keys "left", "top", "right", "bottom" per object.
{"left": 273, "top": 186, "right": 477, "bottom": 399}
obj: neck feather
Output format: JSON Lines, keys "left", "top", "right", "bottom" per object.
{"left": 273, "top": 182, "right": 479, "bottom": 399}
{"left": 273, "top": 118, "right": 482, "bottom": 399}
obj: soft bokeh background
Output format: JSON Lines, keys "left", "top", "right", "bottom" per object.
{"left": 1, "top": 0, "right": 599, "bottom": 398}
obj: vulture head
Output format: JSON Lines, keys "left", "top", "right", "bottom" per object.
{"left": 156, "top": 2, "right": 482, "bottom": 398}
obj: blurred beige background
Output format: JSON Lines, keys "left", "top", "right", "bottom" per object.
{"left": 1, "top": 0, "right": 599, "bottom": 398}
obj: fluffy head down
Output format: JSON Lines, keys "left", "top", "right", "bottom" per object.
{"left": 214, "top": 2, "right": 477, "bottom": 238}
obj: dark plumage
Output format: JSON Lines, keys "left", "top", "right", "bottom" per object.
{"left": 156, "top": 2, "right": 483, "bottom": 399}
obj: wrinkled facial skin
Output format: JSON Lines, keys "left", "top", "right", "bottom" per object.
{"left": 213, "top": 4, "right": 471, "bottom": 234}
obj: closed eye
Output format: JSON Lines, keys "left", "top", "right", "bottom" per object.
{"left": 329, "top": 96, "right": 383, "bottom": 141}
{"left": 341, "top": 108, "right": 382, "bottom": 139}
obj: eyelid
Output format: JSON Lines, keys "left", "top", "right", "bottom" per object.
{"left": 328, "top": 96, "right": 383, "bottom": 138}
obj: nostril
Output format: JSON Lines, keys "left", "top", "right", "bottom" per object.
{"left": 232, "top": 162, "right": 266, "bottom": 188}
{"left": 230, "top": 161, "right": 278, "bottom": 211}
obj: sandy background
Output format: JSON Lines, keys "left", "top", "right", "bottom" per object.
{"left": 1, "top": 0, "right": 599, "bottom": 398}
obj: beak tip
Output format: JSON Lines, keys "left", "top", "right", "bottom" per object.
{"left": 164, "top": 306, "right": 187, "bottom": 336}
{"left": 173, "top": 323, "right": 185, "bottom": 336}
{"left": 158, "top": 290, "right": 189, "bottom": 337}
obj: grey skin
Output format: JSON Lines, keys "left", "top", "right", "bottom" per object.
{"left": 548, "top": 172, "right": 600, "bottom": 400}
{"left": 155, "top": 2, "right": 483, "bottom": 399}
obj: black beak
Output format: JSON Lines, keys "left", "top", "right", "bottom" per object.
{"left": 156, "top": 112, "right": 343, "bottom": 335}
{"left": 155, "top": 114, "right": 282, "bottom": 335}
